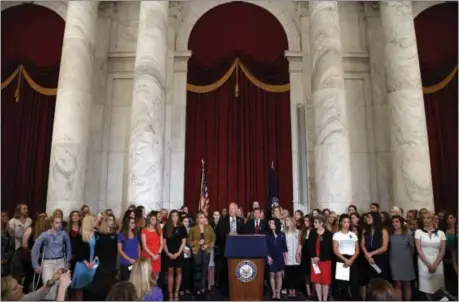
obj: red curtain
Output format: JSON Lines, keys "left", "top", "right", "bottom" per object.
{"left": 1, "top": 4, "right": 65, "bottom": 216}
{"left": 415, "top": 3, "right": 458, "bottom": 212}
{"left": 184, "top": 2, "right": 293, "bottom": 214}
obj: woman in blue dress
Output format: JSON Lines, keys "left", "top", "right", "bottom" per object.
{"left": 70, "top": 215, "right": 98, "bottom": 300}
{"left": 266, "top": 218, "right": 288, "bottom": 301}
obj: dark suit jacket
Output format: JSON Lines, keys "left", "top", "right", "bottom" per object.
{"left": 245, "top": 219, "right": 267, "bottom": 235}
{"left": 217, "top": 216, "right": 245, "bottom": 251}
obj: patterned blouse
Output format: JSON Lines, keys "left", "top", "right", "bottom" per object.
{"left": 285, "top": 229, "right": 300, "bottom": 265}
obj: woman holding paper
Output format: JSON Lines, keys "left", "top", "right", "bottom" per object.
{"left": 414, "top": 211, "right": 446, "bottom": 299}
{"left": 332, "top": 214, "right": 361, "bottom": 301}
{"left": 118, "top": 217, "right": 140, "bottom": 281}
{"left": 360, "top": 212, "right": 390, "bottom": 283}
{"left": 309, "top": 215, "right": 333, "bottom": 301}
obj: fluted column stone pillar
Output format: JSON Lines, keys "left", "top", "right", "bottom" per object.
{"left": 310, "top": 1, "right": 352, "bottom": 213}
{"left": 46, "top": 1, "right": 99, "bottom": 215}
{"left": 127, "top": 1, "right": 169, "bottom": 213}
{"left": 379, "top": 1, "right": 434, "bottom": 211}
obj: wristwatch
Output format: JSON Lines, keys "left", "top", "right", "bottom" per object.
{"left": 46, "top": 279, "right": 56, "bottom": 287}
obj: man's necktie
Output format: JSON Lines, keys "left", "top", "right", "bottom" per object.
{"left": 230, "top": 217, "right": 236, "bottom": 233}
{"left": 255, "top": 220, "right": 259, "bottom": 234}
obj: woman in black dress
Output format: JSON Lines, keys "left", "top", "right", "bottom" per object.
{"left": 83, "top": 214, "right": 119, "bottom": 301}
{"left": 163, "top": 210, "right": 187, "bottom": 301}
{"left": 299, "top": 214, "right": 313, "bottom": 299}
{"left": 361, "top": 212, "right": 390, "bottom": 285}
{"left": 180, "top": 217, "right": 193, "bottom": 297}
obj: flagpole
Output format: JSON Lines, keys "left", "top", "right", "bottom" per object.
{"left": 199, "top": 158, "right": 204, "bottom": 212}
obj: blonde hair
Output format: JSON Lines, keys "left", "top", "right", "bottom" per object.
{"left": 99, "top": 214, "right": 116, "bottom": 234}
{"left": 52, "top": 208, "right": 63, "bottom": 218}
{"left": 284, "top": 216, "right": 296, "bottom": 233}
{"left": 81, "top": 215, "right": 95, "bottom": 243}
{"left": 33, "top": 214, "right": 49, "bottom": 239}
{"left": 1, "top": 275, "right": 18, "bottom": 300}
{"left": 390, "top": 206, "right": 402, "bottom": 216}
{"left": 129, "top": 257, "right": 156, "bottom": 299}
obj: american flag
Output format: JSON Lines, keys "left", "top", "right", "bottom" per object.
{"left": 199, "top": 159, "right": 210, "bottom": 212}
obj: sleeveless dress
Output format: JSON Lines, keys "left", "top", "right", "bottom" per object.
{"left": 141, "top": 228, "right": 162, "bottom": 273}
{"left": 364, "top": 229, "right": 390, "bottom": 283}
{"left": 71, "top": 234, "right": 97, "bottom": 289}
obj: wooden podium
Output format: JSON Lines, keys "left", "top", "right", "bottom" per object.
{"left": 224, "top": 235, "right": 268, "bottom": 301}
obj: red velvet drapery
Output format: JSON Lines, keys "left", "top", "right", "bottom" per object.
{"left": 184, "top": 2, "right": 293, "bottom": 215}
{"left": 1, "top": 4, "right": 64, "bottom": 217}
{"left": 414, "top": 3, "right": 458, "bottom": 212}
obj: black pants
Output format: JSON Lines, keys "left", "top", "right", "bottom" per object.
{"left": 119, "top": 265, "right": 131, "bottom": 281}
{"left": 334, "top": 255, "right": 361, "bottom": 301}
{"left": 193, "top": 251, "right": 210, "bottom": 293}
{"left": 180, "top": 258, "right": 193, "bottom": 292}
{"left": 284, "top": 265, "right": 300, "bottom": 290}
{"left": 219, "top": 258, "right": 229, "bottom": 296}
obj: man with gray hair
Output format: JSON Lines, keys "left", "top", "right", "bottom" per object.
{"left": 217, "top": 202, "right": 245, "bottom": 296}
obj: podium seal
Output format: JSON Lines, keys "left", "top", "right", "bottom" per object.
{"left": 235, "top": 260, "right": 257, "bottom": 282}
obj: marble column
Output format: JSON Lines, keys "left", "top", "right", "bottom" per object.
{"left": 127, "top": 1, "right": 169, "bottom": 213}
{"left": 46, "top": 2, "right": 98, "bottom": 215}
{"left": 310, "top": 1, "right": 352, "bottom": 213}
{"left": 379, "top": 1, "right": 434, "bottom": 211}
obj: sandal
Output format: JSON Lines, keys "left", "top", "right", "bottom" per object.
{"left": 174, "top": 291, "right": 179, "bottom": 301}
{"left": 169, "top": 292, "right": 173, "bottom": 301}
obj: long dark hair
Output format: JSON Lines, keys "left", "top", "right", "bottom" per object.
{"left": 350, "top": 212, "right": 361, "bottom": 234}
{"left": 380, "top": 211, "right": 391, "bottom": 230}
{"left": 165, "top": 210, "right": 182, "bottom": 238}
{"left": 146, "top": 211, "right": 161, "bottom": 234}
{"left": 365, "top": 212, "right": 383, "bottom": 233}
{"left": 121, "top": 217, "right": 136, "bottom": 240}
{"left": 269, "top": 218, "right": 282, "bottom": 235}
{"left": 390, "top": 215, "right": 408, "bottom": 235}
{"left": 66, "top": 210, "right": 81, "bottom": 234}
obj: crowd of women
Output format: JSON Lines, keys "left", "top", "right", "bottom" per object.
{"left": 0, "top": 201, "right": 457, "bottom": 301}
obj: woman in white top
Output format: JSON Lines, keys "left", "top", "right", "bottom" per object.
{"left": 8, "top": 204, "right": 32, "bottom": 281}
{"left": 284, "top": 217, "right": 300, "bottom": 298}
{"left": 332, "top": 214, "right": 360, "bottom": 301}
{"left": 415, "top": 210, "right": 446, "bottom": 299}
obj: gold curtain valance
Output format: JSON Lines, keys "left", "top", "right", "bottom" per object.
{"left": 187, "top": 58, "right": 290, "bottom": 94}
{"left": 1, "top": 65, "right": 57, "bottom": 102}
{"left": 422, "top": 65, "right": 458, "bottom": 94}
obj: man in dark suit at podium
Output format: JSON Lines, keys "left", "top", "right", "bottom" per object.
{"left": 217, "top": 202, "right": 245, "bottom": 296}
{"left": 245, "top": 208, "right": 267, "bottom": 234}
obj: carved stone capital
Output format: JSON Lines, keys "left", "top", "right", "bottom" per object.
{"left": 295, "top": 1, "right": 309, "bottom": 18}
{"left": 364, "top": 1, "right": 380, "bottom": 18}
{"left": 169, "top": 1, "right": 184, "bottom": 31}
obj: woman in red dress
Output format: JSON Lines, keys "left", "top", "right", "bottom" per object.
{"left": 309, "top": 215, "right": 333, "bottom": 301}
{"left": 141, "top": 211, "right": 163, "bottom": 278}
